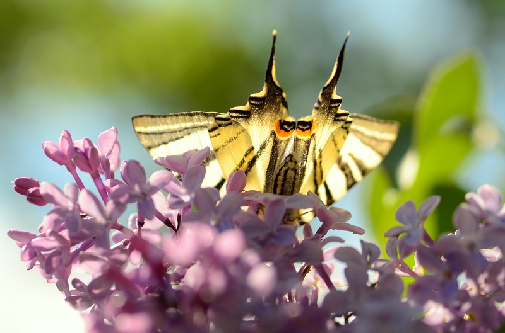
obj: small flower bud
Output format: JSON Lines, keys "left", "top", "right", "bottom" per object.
{"left": 13, "top": 177, "right": 40, "bottom": 195}
{"left": 26, "top": 187, "right": 48, "bottom": 206}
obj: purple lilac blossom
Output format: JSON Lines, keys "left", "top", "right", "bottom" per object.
{"left": 8, "top": 128, "right": 505, "bottom": 333}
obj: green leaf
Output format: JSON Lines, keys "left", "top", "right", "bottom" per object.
{"left": 367, "top": 167, "right": 398, "bottom": 250}
{"left": 415, "top": 54, "right": 480, "bottom": 152}
{"left": 365, "top": 51, "right": 483, "bottom": 249}
{"left": 427, "top": 183, "right": 467, "bottom": 236}
{"left": 414, "top": 135, "right": 473, "bottom": 187}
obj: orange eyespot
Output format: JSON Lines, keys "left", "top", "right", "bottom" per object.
{"left": 274, "top": 119, "right": 295, "bottom": 138}
{"left": 296, "top": 119, "right": 316, "bottom": 137}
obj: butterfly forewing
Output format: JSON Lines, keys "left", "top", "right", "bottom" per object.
{"left": 132, "top": 112, "right": 226, "bottom": 190}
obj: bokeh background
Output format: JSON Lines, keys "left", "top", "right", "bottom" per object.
{"left": 2, "top": 0, "right": 505, "bottom": 332}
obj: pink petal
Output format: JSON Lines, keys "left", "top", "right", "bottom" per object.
{"left": 395, "top": 200, "right": 417, "bottom": 226}
{"left": 65, "top": 295, "right": 93, "bottom": 311}
{"left": 247, "top": 263, "right": 276, "bottom": 297}
{"left": 87, "top": 145, "right": 100, "bottom": 172}
{"left": 329, "top": 220, "right": 364, "bottom": 234}
{"left": 39, "top": 209, "right": 65, "bottom": 233}
{"left": 264, "top": 199, "right": 286, "bottom": 228}
{"left": 44, "top": 250, "right": 62, "bottom": 274}
{"left": 97, "top": 127, "right": 118, "bottom": 155}
{"left": 479, "top": 184, "right": 503, "bottom": 213}
{"left": 308, "top": 191, "right": 325, "bottom": 207}
{"left": 188, "top": 147, "right": 210, "bottom": 168}
{"left": 66, "top": 212, "right": 82, "bottom": 234}
{"left": 87, "top": 274, "right": 114, "bottom": 300}
{"left": 147, "top": 170, "right": 174, "bottom": 192}
{"left": 328, "top": 206, "right": 352, "bottom": 223}
{"left": 217, "top": 192, "right": 242, "bottom": 220}
{"left": 63, "top": 183, "right": 79, "bottom": 204}
{"left": 124, "top": 160, "right": 147, "bottom": 186}
{"left": 71, "top": 278, "right": 88, "bottom": 293}
{"left": 7, "top": 230, "right": 36, "bottom": 243}
{"left": 104, "top": 178, "right": 124, "bottom": 193}
{"left": 226, "top": 170, "right": 246, "bottom": 193}
{"left": 416, "top": 245, "right": 446, "bottom": 272}
{"left": 27, "top": 188, "right": 48, "bottom": 206}
{"left": 108, "top": 142, "right": 120, "bottom": 172}
{"left": 238, "top": 214, "right": 270, "bottom": 238}
{"left": 273, "top": 225, "right": 297, "bottom": 246}
{"left": 384, "top": 225, "right": 408, "bottom": 237}
{"left": 163, "top": 179, "right": 187, "bottom": 197}
{"left": 290, "top": 237, "right": 324, "bottom": 264}
{"left": 434, "top": 235, "right": 462, "bottom": 254}
{"left": 334, "top": 247, "right": 365, "bottom": 266}
{"left": 322, "top": 236, "right": 344, "bottom": 247}
{"left": 120, "top": 160, "right": 130, "bottom": 185}
{"left": 360, "top": 240, "right": 380, "bottom": 263}
{"left": 417, "top": 195, "right": 441, "bottom": 221}
{"left": 345, "top": 263, "right": 369, "bottom": 290}
{"left": 106, "top": 200, "right": 127, "bottom": 221}
{"left": 73, "top": 151, "right": 92, "bottom": 172}
{"left": 303, "top": 223, "right": 314, "bottom": 238}
{"left": 193, "top": 188, "right": 217, "bottom": 214}
{"left": 162, "top": 155, "right": 188, "bottom": 174}
{"left": 42, "top": 141, "right": 67, "bottom": 165}
{"left": 213, "top": 229, "right": 246, "bottom": 262}
{"left": 465, "top": 192, "right": 485, "bottom": 214}
{"left": 13, "top": 177, "right": 40, "bottom": 195}
{"left": 31, "top": 237, "right": 61, "bottom": 251}
{"left": 109, "top": 185, "right": 133, "bottom": 203}
{"left": 286, "top": 194, "right": 314, "bottom": 209}
{"left": 453, "top": 204, "right": 479, "bottom": 236}
{"left": 59, "top": 130, "right": 74, "bottom": 159}
{"left": 183, "top": 165, "right": 206, "bottom": 193}
{"left": 115, "top": 313, "right": 153, "bottom": 333}
{"left": 138, "top": 198, "right": 155, "bottom": 220}
{"left": 40, "top": 182, "right": 70, "bottom": 206}
{"left": 322, "top": 245, "right": 341, "bottom": 261}
{"left": 79, "top": 189, "right": 106, "bottom": 222}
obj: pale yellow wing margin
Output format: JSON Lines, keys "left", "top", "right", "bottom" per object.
{"left": 317, "top": 113, "right": 399, "bottom": 206}
{"left": 132, "top": 112, "right": 227, "bottom": 190}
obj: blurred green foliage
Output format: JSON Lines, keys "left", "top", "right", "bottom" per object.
{"left": 0, "top": 0, "right": 267, "bottom": 113}
{"left": 367, "top": 53, "right": 482, "bottom": 249}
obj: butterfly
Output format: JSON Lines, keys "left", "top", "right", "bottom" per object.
{"left": 132, "top": 31, "right": 399, "bottom": 225}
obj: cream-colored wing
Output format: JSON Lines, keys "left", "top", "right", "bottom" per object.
{"left": 132, "top": 112, "right": 226, "bottom": 190}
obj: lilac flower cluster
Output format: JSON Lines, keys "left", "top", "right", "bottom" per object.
{"left": 8, "top": 128, "right": 505, "bottom": 333}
